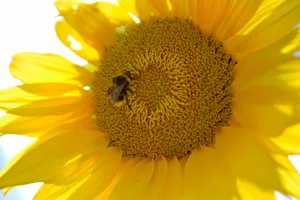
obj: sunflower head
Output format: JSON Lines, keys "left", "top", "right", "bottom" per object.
{"left": 0, "top": 0, "right": 300, "bottom": 199}
{"left": 94, "top": 17, "right": 236, "bottom": 158}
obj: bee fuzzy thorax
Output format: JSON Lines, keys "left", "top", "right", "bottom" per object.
{"left": 107, "top": 71, "right": 132, "bottom": 108}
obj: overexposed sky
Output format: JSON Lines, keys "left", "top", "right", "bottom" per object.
{"left": 0, "top": 0, "right": 299, "bottom": 199}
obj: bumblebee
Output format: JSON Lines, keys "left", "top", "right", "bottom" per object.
{"left": 108, "top": 71, "right": 132, "bottom": 109}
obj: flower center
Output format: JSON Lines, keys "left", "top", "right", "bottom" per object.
{"left": 94, "top": 18, "right": 236, "bottom": 158}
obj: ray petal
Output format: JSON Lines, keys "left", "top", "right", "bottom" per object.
{"left": 232, "top": 29, "right": 300, "bottom": 88}
{"left": 193, "top": 0, "right": 230, "bottom": 36}
{"left": 33, "top": 152, "right": 107, "bottom": 199}
{"left": 0, "top": 102, "right": 93, "bottom": 136}
{"left": 215, "top": 0, "right": 263, "bottom": 40}
{"left": 0, "top": 90, "right": 93, "bottom": 134}
{"left": 0, "top": 92, "right": 91, "bottom": 116}
{"left": 235, "top": 85, "right": 300, "bottom": 105}
{"left": 160, "top": 156, "right": 184, "bottom": 200}
{"left": 117, "top": 0, "right": 152, "bottom": 21}
{"left": 108, "top": 158, "right": 154, "bottom": 200}
{"left": 10, "top": 52, "right": 94, "bottom": 85}
{"left": 55, "top": 19, "right": 100, "bottom": 64}
{"left": 140, "top": 156, "right": 168, "bottom": 200}
{"left": 225, "top": 0, "right": 300, "bottom": 57}
{"left": 65, "top": 148, "right": 122, "bottom": 200}
{"left": 189, "top": 0, "right": 235, "bottom": 35}
{"left": 265, "top": 123, "right": 300, "bottom": 155}
{"left": 277, "top": 168, "right": 300, "bottom": 198}
{"left": 184, "top": 148, "right": 237, "bottom": 200}
{"left": 0, "top": 121, "right": 104, "bottom": 189}
{"left": 232, "top": 102, "right": 300, "bottom": 137}
{"left": 0, "top": 83, "right": 80, "bottom": 97}
{"left": 56, "top": 1, "right": 133, "bottom": 52}
{"left": 169, "top": 0, "right": 189, "bottom": 20}
{"left": 236, "top": 179, "right": 276, "bottom": 200}
{"left": 46, "top": 151, "right": 102, "bottom": 185}
{"left": 146, "top": 0, "right": 173, "bottom": 17}
{"left": 219, "top": 127, "right": 300, "bottom": 196}
{"left": 34, "top": 184, "right": 75, "bottom": 200}
{"left": 95, "top": 158, "right": 140, "bottom": 200}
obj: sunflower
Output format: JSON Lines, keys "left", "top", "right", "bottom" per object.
{"left": 1, "top": 0, "right": 300, "bottom": 199}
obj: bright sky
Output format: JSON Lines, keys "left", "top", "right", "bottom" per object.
{"left": 0, "top": 0, "right": 299, "bottom": 199}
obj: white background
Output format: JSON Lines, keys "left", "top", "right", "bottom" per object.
{"left": 0, "top": 0, "right": 299, "bottom": 199}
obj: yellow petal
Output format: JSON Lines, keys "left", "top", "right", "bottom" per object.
{"left": 0, "top": 83, "right": 80, "bottom": 102}
{"left": 225, "top": 0, "right": 300, "bottom": 57}
{"left": 34, "top": 182, "right": 88, "bottom": 200}
{"left": 277, "top": 168, "right": 300, "bottom": 198}
{"left": 65, "top": 148, "right": 122, "bottom": 199}
{"left": 215, "top": 0, "right": 263, "bottom": 40}
{"left": 10, "top": 52, "right": 94, "bottom": 85}
{"left": 46, "top": 135, "right": 110, "bottom": 185}
{"left": 57, "top": 1, "right": 113, "bottom": 51}
{"left": 184, "top": 148, "right": 237, "bottom": 200}
{"left": 34, "top": 148, "right": 121, "bottom": 200}
{"left": 232, "top": 102, "right": 300, "bottom": 137}
{"left": 34, "top": 184, "right": 71, "bottom": 200}
{"left": 169, "top": 0, "right": 189, "bottom": 19}
{"left": 265, "top": 123, "right": 300, "bottom": 155}
{"left": 232, "top": 29, "right": 300, "bottom": 87}
{"left": 0, "top": 121, "right": 103, "bottom": 189}
{"left": 228, "top": 113, "right": 242, "bottom": 127}
{"left": 265, "top": 60, "right": 300, "bottom": 89}
{"left": 200, "top": 0, "right": 234, "bottom": 36}
{"left": 146, "top": 0, "right": 173, "bottom": 17}
{"left": 109, "top": 158, "right": 154, "bottom": 200}
{"left": 55, "top": 0, "right": 79, "bottom": 11}
{"left": 191, "top": 0, "right": 234, "bottom": 36}
{"left": 161, "top": 156, "right": 183, "bottom": 200}
{"left": 236, "top": 179, "right": 276, "bottom": 200}
{"left": 56, "top": 1, "right": 132, "bottom": 51}
{"left": 179, "top": 154, "right": 189, "bottom": 169}
{"left": 46, "top": 151, "right": 101, "bottom": 185}
{"left": 34, "top": 153, "right": 104, "bottom": 199}
{"left": 272, "top": 154, "right": 297, "bottom": 172}
{"left": 140, "top": 157, "right": 167, "bottom": 200}
{"left": 56, "top": 1, "right": 133, "bottom": 23}
{"left": 219, "top": 127, "right": 298, "bottom": 195}
{"left": 117, "top": 0, "right": 152, "bottom": 21}
{"left": 188, "top": 0, "right": 199, "bottom": 26}
{"left": 235, "top": 59, "right": 300, "bottom": 95}
{"left": 0, "top": 109, "right": 86, "bottom": 136}
{"left": 3, "top": 187, "right": 11, "bottom": 196}
{"left": 274, "top": 155, "right": 300, "bottom": 198}
{"left": 55, "top": 19, "right": 101, "bottom": 64}
{"left": 234, "top": 59, "right": 300, "bottom": 94}
{"left": 1, "top": 92, "right": 90, "bottom": 116}
{"left": 235, "top": 85, "right": 300, "bottom": 105}
{"left": 95, "top": 158, "right": 139, "bottom": 200}
{"left": 234, "top": 60, "right": 300, "bottom": 104}
{"left": 0, "top": 91, "right": 94, "bottom": 135}
{"left": 95, "top": 2, "right": 134, "bottom": 23}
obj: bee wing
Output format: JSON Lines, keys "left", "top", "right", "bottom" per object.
{"left": 108, "top": 83, "right": 126, "bottom": 102}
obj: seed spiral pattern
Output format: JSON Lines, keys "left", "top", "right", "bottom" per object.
{"left": 94, "top": 18, "right": 236, "bottom": 158}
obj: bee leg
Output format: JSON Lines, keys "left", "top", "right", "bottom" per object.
{"left": 107, "top": 87, "right": 112, "bottom": 95}
{"left": 127, "top": 88, "right": 133, "bottom": 94}
{"left": 125, "top": 94, "right": 132, "bottom": 110}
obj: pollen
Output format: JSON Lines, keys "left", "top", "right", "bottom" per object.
{"left": 93, "top": 18, "right": 236, "bottom": 158}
